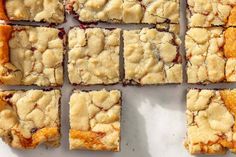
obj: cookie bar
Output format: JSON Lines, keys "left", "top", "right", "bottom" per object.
{"left": 186, "top": 27, "right": 236, "bottom": 83}
{"left": 0, "top": 0, "right": 65, "bottom": 24}
{"left": 0, "top": 89, "right": 61, "bottom": 149}
{"left": 123, "top": 26, "right": 182, "bottom": 85}
{"left": 0, "top": 25, "right": 65, "bottom": 86}
{"left": 66, "top": 0, "right": 179, "bottom": 24}
{"left": 187, "top": 0, "right": 236, "bottom": 27}
{"left": 68, "top": 27, "right": 120, "bottom": 85}
{"left": 69, "top": 89, "right": 121, "bottom": 151}
{"left": 185, "top": 89, "right": 236, "bottom": 154}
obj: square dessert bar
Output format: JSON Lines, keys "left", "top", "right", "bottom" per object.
{"left": 187, "top": 0, "right": 236, "bottom": 27}
{"left": 68, "top": 27, "right": 120, "bottom": 85}
{"left": 0, "top": 90, "right": 61, "bottom": 149}
{"left": 0, "top": 0, "right": 65, "bottom": 24}
{"left": 69, "top": 89, "right": 121, "bottom": 151}
{"left": 0, "top": 25, "right": 65, "bottom": 86}
{"left": 123, "top": 25, "right": 182, "bottom": 85}
{"left": 66, "top": 0, "right": 179, "bottom": 24}
{"left": 185, "top": 89, "right": 236, "bottom": 154}
{"left": 186, "top": 27, "right": 236, "bottom": 84}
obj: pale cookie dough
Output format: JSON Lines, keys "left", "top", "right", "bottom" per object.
{"left": 187, "top": 0, "right": 236, "bottom": 27}
{"left": 0, "top": 25, "right": 65, "bottom": 86}
{"left": 0, "top": 0, "right": 65, "bottom": 24}
{"left": 0, "top": 90, "right": 61, "bottom": 149}
{"left": 123, "top": 26, "right": 182, "bottom": 85}
{"left": 185, "top": 89, "right": 236, "bottom": 155}
{"left": 66, "top": 0, "right": 179, "bottom": 24}
{"left": 69, "top": 89, "right": 121, "bottom": 151}
{"left": 68, "top": 27, "right": 120, "bottom": 85}
{"left": 186, "top": 27, "right": 236, "bottom": 83}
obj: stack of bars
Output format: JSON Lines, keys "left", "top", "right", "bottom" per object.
{"left": 185, "top": 0, "right": 236, "bottom": 155}
{"left": 0, "top": 0, "right": 182, "bottom": 152}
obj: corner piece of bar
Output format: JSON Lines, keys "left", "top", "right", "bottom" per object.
{"left": 186, "top": 27, "right": 236, "bottom": 84}
{"left": 0, "top": 25, "right": 65, "bottom": 86}
{"left": 66, "top": 0, "right": 179, "bottom": 24}
{"left": 187, "top": 0, "right": 236, "bottom": 27}
{"left": 123, "top": 24, "right": 182, "bottom": 85}
{"left": 0, "top": 0, "right": 65, "bottom": 24}
{"left": 0, "top": 89, "right": 61, "bottom": 149}
{"left": 185, "top": 89, "right": 236, "bottom": 155}
{"left": 69, "top": 89, "right": 121, "bottom": 151}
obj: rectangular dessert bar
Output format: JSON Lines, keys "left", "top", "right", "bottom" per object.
{"left": 0, "top": 0, "right": 65, "bottom": 24}
{"left": 186, "top": 27, "right": 236, "bottom": 84}
{"left": 185, "top": 89, "right": 236, "bottom": 154}
{"left": 68, "top": 27, "right": 120, "bottom": 85}
{"left": 69, "top": 89, "right": 121, "bottom": 151}
{"left": 0, "top": 25, "right": 65, "bottom": 86}
{"left": 0, "top": 89, "right": 61, "bottom": 149}
{"left": 66, "top": 0, "right": 179, "bottom": 24}
{"left": 123, "top": 25, "right": 182, "bottom": 85}
{"left": 187, "top": 0, "right": 236, "bottom": 27}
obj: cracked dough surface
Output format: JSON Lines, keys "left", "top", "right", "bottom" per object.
{"left": 185, "top": 89, "right": 236, "bottom": 155}
{"left": 66, "top": 0, "right": 179, "bottom": 24}
{"left": 0, "top": 0, "right": 65, "bottom": 23}
{"left": 0, "top": 90, "right": 61, "bottom": 149}
{"left": 0, "top": 25, "right": 64, "bottom": 86}
{"left": 186, "top": 27, "right": 236, "bottom": 83}
{"left": 69, "top": 89, "right": 121, "bottom": 151}
{"left": 123, "top": 27, "right": 182, "bottom": 85}
{"left": 187, "top": 0, "right": 236, "bottom": 27}
{"left": 68, "top": 27, "right": 120, "bottom": 85}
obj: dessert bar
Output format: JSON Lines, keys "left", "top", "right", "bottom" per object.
{"left": 0, "top": 89, "right": 61, "bottom": 149}
{"left": 0, "top": 25, "right": 65, "bottom": 86}
{"left": 68, "top": 27, "right": 120, "bottom": 85}
{"left": 185, "top": 89, "right": 236, "bottom": 154}
{"left": 186, "top": 27, "right": 236, "bottom": 83}
{"left": 0, "top": 0, "right": 65, "bottom": 24}
{"left": 123, "top": 25, "right": 182, "bottom": 85}
{"left": 69, "top": 89, "right": 121, "bottom": 151}
{"left": 187, "top": 0, "right": 236, "bottom": 27}
{"left": 66, "top": 0, "right": 179, "bottom": 24}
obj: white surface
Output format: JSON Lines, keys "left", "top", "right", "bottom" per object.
{"left": 0, "top": 1, "right": 236, "bottom": 157}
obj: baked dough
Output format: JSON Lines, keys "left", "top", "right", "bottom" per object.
{"left": 69, "top": 89, "right": 121, "bottom": 151}
{"left": 0, "top": 90, "right": 61, "bottom": 149}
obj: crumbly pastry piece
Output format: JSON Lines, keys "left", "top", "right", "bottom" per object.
{"left": 69, "top": 89, "right": 121, "bottom": 151}
{"left": 186, "top": 27, "right": 236, "bottom": 83}
{"left": 66, "top": 0, "right": 179, "bottom": 24}
{"left": 68, "top": 27, "right": 120, "bottom": 85}
{"left": 0, "top": 0, "right": 65, "bottom": 24}
{"left": 0, "top": 90, "right": 61, "bottom": 149}
{"left": 0, "top": 25, "right": 65, "bottom": 86}
{"left": 123, "top": 26, "right": 182, "bottom": 85}
{"left": 187, "top": 0, "right": 236, "bottom": 27}
{"left": 185, "top": 89, "right": 236, "bottom": 155}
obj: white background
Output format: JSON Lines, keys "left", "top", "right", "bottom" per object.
{"left": 0, "top": 0, "right": 235, "bottom": 157}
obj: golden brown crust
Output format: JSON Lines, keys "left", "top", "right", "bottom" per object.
{"left": 227, "top": 6, "right": 236, "bottom": 27}
{"left": 224, "top": 27, "right": 236, "bottom": 58}
{"left": 0, "top": 25, "right": 12, "bottom": 64}
{"left": 69, "top": 129, "right": 113, "bottom": 151}
{"left": 0, "top": 0, "right": 8, "bottom": 20}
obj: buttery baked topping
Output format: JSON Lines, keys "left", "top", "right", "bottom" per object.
{"left": 186, "top": 27, "right": 236, "bottom": 83}
{"left": 66, "top": 0, "right": 179, "bottom": 24}
{"left": 69, "top": 89, "right": 121, "bottom": 151}
{"left": 0, "top": 90, "right": 61, "bottom": 149}
{"left": 123, "top": 27, "right": 182, "bottom": 85}
{"left": 0, "top": 0, "right": 64, "bottom": 23}
{"left": 0, "top": 25, "right": 64, "bottom": 86}
{"left": 187, "top": 0, "right": 236, "bottom": 27}
{"left": 185, "top": 89, "right": 236, "bottom": 154}
{"left": 68, "top": 27, "right": 120, "bottom": 85}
